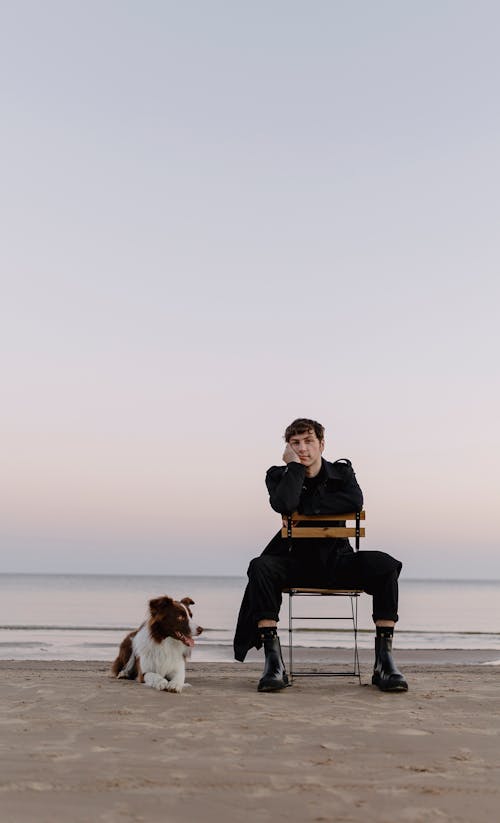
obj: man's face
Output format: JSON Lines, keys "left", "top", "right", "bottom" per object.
{"left": 287, "top": 429, "right": 324, "bottom": 469}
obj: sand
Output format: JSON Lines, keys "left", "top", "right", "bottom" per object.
{"left": 1, "top": 651, "right": 499, "bottom": 822}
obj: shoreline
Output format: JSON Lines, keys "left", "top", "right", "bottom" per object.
{"left": 1, "top": 646, "right": 500, "bottom": 666}
{"left": 1, "top": 658, "right": 499, "bottom": 822}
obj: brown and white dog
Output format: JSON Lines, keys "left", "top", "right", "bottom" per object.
{"left": 111, "top": 596, "right": 203, "bottom": 693}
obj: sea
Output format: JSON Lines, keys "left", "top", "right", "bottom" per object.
{"left": 1, "top": 574, "right": 500, "bottom": 663}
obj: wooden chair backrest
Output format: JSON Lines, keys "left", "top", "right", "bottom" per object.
{"left": 281, "top": 511, "right": 365, "bottom": 550}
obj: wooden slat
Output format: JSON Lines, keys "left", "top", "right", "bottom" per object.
{"left": 281, "top": 527, "right": 365, "bottom": 539}
{"left": 285, "top": 511, "right": 365, "bottom": 522}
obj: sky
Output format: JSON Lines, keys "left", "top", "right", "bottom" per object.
{"left": 1, "top": 1, "right": 499, "bottom": 579}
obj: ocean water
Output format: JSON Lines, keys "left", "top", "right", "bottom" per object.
{"left": 1, "top": 573, "right": 500, "bottom": 662}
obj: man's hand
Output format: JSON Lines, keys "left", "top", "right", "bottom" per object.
{"left": 282, "top": 442, "right": 301, "bottom": 464}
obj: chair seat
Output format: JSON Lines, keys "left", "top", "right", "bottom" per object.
{"left": 283, "top": 587, "right": 363, "bottom": 595}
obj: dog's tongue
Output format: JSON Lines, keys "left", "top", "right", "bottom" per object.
{"left": 184, "top": 636, "right": 195, "bottom": 648}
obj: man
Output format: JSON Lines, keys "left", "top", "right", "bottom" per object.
{"left": 234, "top": 417, "right": 408, "bottom": 693}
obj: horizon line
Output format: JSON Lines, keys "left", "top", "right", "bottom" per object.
{"left": 1, "top": 572, "right": 499, "bottom": 585}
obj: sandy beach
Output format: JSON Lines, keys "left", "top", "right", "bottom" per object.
{"left": 1, "top": 651, "right": 499, "bottom": 823}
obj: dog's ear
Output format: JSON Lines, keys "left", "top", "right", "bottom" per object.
{"left": 149, "top": 596, "right": 173, "bottom": 616}
{"left": 181, "top": 597, "right": 195, "bottom": 607}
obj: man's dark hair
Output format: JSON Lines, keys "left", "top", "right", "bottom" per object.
{"left": 284, "top": 418, "right": 325, "bottom": 442}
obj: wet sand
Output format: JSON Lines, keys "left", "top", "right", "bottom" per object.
{"left": 1, "top": 652, "right": 499, "bottom": 822}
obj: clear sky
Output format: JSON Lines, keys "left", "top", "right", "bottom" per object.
{"left": 1, "top": 1, "right": 499, "bottom": 579}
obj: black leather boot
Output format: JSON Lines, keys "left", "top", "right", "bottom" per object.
{"left": 257, "top": 631, "right": 289, "bottom": 692}
{"left": 372, "top": 631, "right": 408, "bottom": 692}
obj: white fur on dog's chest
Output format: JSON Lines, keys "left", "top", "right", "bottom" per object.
{"left": 133, "top": 626, "right": 187, "bottom": 679}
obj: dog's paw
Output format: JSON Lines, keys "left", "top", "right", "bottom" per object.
{"left": 166, "top": 681, "right": 183, "bottom": 694}
{"left": 143, "top": 672, "right": 170, "bottom": 690}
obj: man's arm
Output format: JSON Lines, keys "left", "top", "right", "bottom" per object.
{"left": 265, "top": 441, "right": 306, "bottom": 514}
{"left": 266, "top": 462, "right": 306, "bottom": 513}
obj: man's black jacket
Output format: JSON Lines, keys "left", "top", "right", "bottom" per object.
{"left": 233, "top": 458, "right": 363, "bottom": 662}
{"left": 266, "top": 457, "right": 363, "bottom": 518}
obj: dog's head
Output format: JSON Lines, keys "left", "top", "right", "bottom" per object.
{"left": 148, "top": 595, "right": 203, "bottom": 647}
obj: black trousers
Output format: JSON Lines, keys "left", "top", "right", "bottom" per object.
{"left": 246, "top": 548, "right": 402, "bottom": 624}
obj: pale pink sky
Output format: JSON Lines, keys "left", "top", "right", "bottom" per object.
{"left": 1, "top": 2, "right": 499, "bottom": 578}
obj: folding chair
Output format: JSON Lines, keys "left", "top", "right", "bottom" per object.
{"left": 281, "top": 510, "right": 365, "bottom": 684}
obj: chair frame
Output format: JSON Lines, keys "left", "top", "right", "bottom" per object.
{"left": 282, "top": 511, "right": 365, "bottom": 684}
